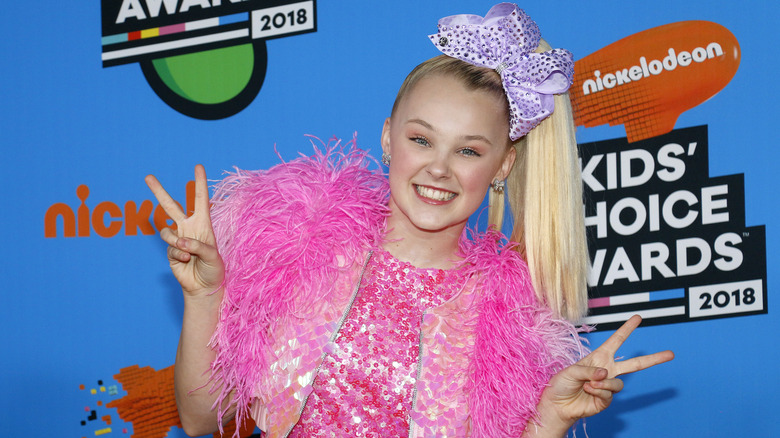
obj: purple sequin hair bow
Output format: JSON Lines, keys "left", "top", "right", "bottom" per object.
{"left": 429, "top": 3, "right": 574, "bottom": 141}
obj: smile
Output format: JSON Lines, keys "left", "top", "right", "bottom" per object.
{"left": 415, "top": 185, "right": 457, "bottom": 202}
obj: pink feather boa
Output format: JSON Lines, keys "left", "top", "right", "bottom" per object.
{"left": 207, "top": 137, "right": 389, "bottom": 431}
{"left": 459, "top": 231, "right": 587, "bottom": 436}
{"left": 205, "top": 137, "right": 586, "bottom": 436}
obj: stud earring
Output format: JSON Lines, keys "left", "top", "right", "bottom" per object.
{"left": 491, "top": 178, "right": 505, "bottom": 194}
{"left": 381, "top": 152, "right": 391, "bottom": 166}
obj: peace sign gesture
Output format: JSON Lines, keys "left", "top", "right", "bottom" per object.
{"left": 526, "top": 315, "right": 674, "bottom": 436}
{"left": 145, "top": 165, "right": 224, "bottom": 297}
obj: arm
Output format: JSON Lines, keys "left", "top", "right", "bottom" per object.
{"left": 522, "top": 315, "right": 675, "bottom": 438}
{"left": 146, "top": 165, "right": 234, "bottom": 436}
{"left": 174, "top": 285, "right": 234, "bottom": 436}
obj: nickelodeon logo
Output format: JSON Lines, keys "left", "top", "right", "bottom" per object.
{"left": 44, "top": 183, "right": 194, "bottom": 238}
{"left": 571, "top": 21, "right": 740, "bottom": 143}
{"left": 582, "top": 44, "right": 724, "bottom": 95}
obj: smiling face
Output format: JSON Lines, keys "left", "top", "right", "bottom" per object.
{"left": 382, "top": 73, "right": 516, "bottom": 238}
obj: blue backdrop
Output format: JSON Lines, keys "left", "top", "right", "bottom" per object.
{"left": 2, "top": 1, "right": 776, "bottom": 437}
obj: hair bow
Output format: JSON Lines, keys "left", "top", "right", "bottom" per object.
{"left": 429, "top": 3, "right": 574, "bottom": 140}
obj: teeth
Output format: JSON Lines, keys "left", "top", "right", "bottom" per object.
{"left": 416, "top": 185, "right": 456, "bottom": 201}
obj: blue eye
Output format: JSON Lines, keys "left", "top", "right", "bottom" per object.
{"left": 411, "top": 136, "right": 430, "bottom": 146}
{"left": 459, "top": 148, "right": 481, "bottom": 157}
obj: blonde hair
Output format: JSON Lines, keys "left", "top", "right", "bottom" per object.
{"left": 392, "top": 44, "right": 588, "bottom": 322}
{"left": 391, "top": 55, "right": 509, "bottom": 119}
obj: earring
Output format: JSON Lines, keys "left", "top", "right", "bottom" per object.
{"left": 381, "top": 152, "right": 391, "bottom": 166}
{"left": 491, "top": 178, "right": 505, "bottom": 194}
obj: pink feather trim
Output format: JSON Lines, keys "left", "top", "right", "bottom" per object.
{"left": 206, "top": 137, "right": 389, "bottom": 433}
{"left": 459, "top": 229, "right": 588, "bottom": 437}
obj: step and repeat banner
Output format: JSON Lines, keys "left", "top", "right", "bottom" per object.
{"left": 2, "top": 1, "right": 776, "bottom": 437}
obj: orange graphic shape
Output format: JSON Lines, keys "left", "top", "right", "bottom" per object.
{"left": 107, "top": 364, "right": 255, "bottom": 438}
{"left": 571, "top": 21, "right": 740, "bottom": 143}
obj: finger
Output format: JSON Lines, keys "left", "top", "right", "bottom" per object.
{"left": 193, "top": 164, "right": 211, "bottom": 217}
{"left": 615, "top": 350, "right": 675, "bottom": 376}
{"left": 599, "top": 314, "right": 643, "bottom": 355}
{"left": 159, "top": 227, "right": 180, "bottom": 247}
{"left": 564, "top": 364, "right": 608, "bottom": 383}
{"left": 587, "top": 377, "right": 624, "bottom": 394}
{"left": 161, "top": 227, "right": 217, "bottom": 262}
{"left": 168, "top": 245, "right": 192, "bottom": 263}
{"left": 146, "top": 174, "right": 187, "bottom": 223}
{"left": 178, "top": 236, "right": 220, "bottom": 265}
{"left": 582, "top": 382, "right": 615, "bottom": 402}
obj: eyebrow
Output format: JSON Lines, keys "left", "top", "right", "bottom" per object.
{"left": 406, "top": 118, "right": 495, "bottom": 146}
{"left": 407, "top": 118, "right": 435, "bottom": 131}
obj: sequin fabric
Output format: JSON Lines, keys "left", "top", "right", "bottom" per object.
{"left": 289, "top": 249, "right": 469, "bottom": 437}
{"left": 428, "top": 3, "right": 574, "bottom": 140}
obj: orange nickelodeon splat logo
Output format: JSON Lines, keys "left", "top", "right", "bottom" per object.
{"left": 571, "top": 21, "right": 740, "bottom": 143}
{"left": 44, "top": 182, "right": 194, "bottom": 238}
{"left": 106, "top": 364, "right": 256, "bottom": 438}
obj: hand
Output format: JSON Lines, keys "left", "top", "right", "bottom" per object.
{"left": 541, "top": 315, "right": 674, "bottom": 427}
{"left": 145, "top": 165, "right": 224, "bottom": 297}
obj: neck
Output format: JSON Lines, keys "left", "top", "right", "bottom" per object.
{"left": 382, "top": 218, "right": 465, "bottom": 270}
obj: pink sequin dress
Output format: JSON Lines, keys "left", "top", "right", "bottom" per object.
{"left": 289, "top": 248, "right": 469, "bottom": 437}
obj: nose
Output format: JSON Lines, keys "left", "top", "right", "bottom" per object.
{"left": 426, "top": 149, "right": 451, "bottom": 179}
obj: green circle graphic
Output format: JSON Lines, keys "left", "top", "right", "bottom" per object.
{"left": 151, "top": 44, "right": 254, "bottom": 104}
{"left": 140, "top": 41, "right": 268, "bottom": 120}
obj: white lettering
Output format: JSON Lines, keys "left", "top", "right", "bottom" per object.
{"left": 641, "top": 242, "right": 676, "bottom": 280}
{"left": 656, "top": 143, "right": 686, "bottom": 182}
{"left": 603, "top": 247, "right": 640, "bottom": 285}
{"left": 640, "top": 56, "right": 650, "bottom": 77}
{"left": 589, "top": 232, "right": 746, "bottom": 286}
{"left": 615, "top": 68, "right": 631, "bottom": 85}
{"left": 116, "top": 0, "right": 248, "bottom": 23}
{"left": 585, "top": 202, "right": 608, "bottom": 239}
{"left": 583, "top": 42, "right": 725, "bottom": 95}
{"left": 706, "top": 42, "right": 724, "bottom": 58}
{"left": 701, "top": 184, "right": 729, "bottom": 224}
{"left": 582, "top": 185, "right": 733, "bottom": 238}
{"left": 648, "top": 194, "right": 660, "bottom": 232}
{"left": 588, "top": 249, "right": 607, "bottom": 287}
{"left": 581, "top": 154, "right": 605, "bottom": 192}
{"left": 594, "top": 70, "right": 604, "bottom": 91}
{"left": 579, "top": 145, "right": 687, "bottom": 191}
{"left": 648, "top": 59, "right": 663, "bottom": 75}
{"left": 629, "top": 66, "right": 643, "bottom": 81}
{"left": 610, "top": 197, "right": 646, "bottom": 236}
{"left": 606, "top": 153, "right": 617, "bottom": 190}
{"left": 677, "top": 237, "right": 711, "bottom": 276}
{"left": 603, "top": 73, "right": 617, "bottom": 89}
{"left": 662, "top": 48, "right": 677, "bottom": 71}
{"left": 621, "top": 148, "right": 655, "bottom": 188}
{"left": 692, "top": 47, "right": 707, "bottom": 62}
{"left": 145, "top": 0, "right": 179, "bottom": 17}
{"left": 713, "top": 232, "right": 742, "bottom": 271}
{"left": 116, "top": 0, "right": 147, "bottom": 23}
{"left": 180, "top": 0, "right": 211, "bottom": 13}
{"left": 583, "top": 79, "right": 599, "bottom": 95}
{"left": 663, "top": 190, "right": 699, "bottom": 229}
{"left": 677, "top": 50, "right": 692, "bottom": 67}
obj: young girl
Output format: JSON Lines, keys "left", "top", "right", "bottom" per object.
{"left": 146, "top": 3, "right": 673, "bottom": 437}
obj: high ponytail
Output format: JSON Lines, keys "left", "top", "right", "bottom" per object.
{"left": 490, "top": 41, "right": 589, "bottom": 322}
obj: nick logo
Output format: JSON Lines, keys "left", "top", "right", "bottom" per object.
{"left": 570, "top": 21, "right": 740, "bottom": 143}
{"left": 101, "top": 0, "right": 317, "bottom": 119}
